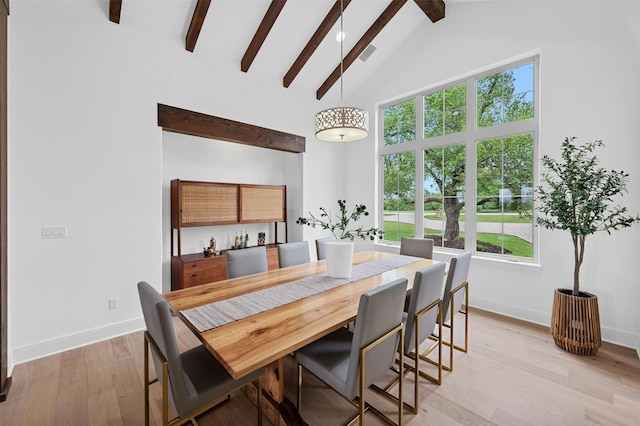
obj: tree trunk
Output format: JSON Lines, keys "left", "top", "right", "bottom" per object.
{"left": 444, "top": 198, "right": 461, "bottom": 241}
{"left": 444, "top": 214, "right": 459, "bottom": 241}
{"left": 573, "top": 234, "right": 585, "bottom": 296}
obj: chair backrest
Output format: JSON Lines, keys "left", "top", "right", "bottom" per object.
{"left": 441, "top": 252, "right": 472, "bottom": 322}
{"left": 315, "top": 236, "right": 337, "bottom": 260}
{"left": 226, "top": 246, "right": 268, "bottom": 279}
{"left": 404, "top": 262, "right": 446, "bottom": 354}
{"left": 345, "top": 278, "right": 408, "bottom": 399}
{"left": 137, "top": 281, "right": 188, "bottom": 412}
{"left": 400, "top": 237, "right": 434, "bottom": 259}
{"left": 278, "top": 241, "right": 311, "bottom": 268}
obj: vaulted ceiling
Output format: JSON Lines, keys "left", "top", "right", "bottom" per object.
{"left": 107, "top": 0, "right": 445, "bottom": 100}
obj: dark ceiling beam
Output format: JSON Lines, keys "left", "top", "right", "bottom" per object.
{"left": 185, "top": 0, "right": 211, "bottom": 52}
{"left": 283, "top": 0, "right": 352, "bottom": 88}
{"left": 413, "top": 0, "right": 445, "bottom": 23}
{"left": 316, "top": 0, "right": 407, "bottom": 100}
{"left": 109, "top": 0, "right": 122, "bottom": 24}
{"left": 157, "top": 104, "right": 305, "bottom": 154}
{"left": 241, "top": 0, "right": 287, "bottom": 73}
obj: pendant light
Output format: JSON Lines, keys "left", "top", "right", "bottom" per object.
{"left": 315, "top": 0, "right": 369, "bottom": 142}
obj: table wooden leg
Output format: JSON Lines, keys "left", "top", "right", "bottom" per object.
{"left": 244, "top": 359, "right": 308, "bottom": 426}
{"left": 263, "top": 358, "right": 285, "bottom": 403}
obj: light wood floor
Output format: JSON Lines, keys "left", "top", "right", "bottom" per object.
{"left": 1, "top": 307, "right": 639, "bottom": 425}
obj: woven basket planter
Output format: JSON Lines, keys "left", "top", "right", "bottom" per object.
{"left": 550, "top": 289, "right": 601, "bottom": 356}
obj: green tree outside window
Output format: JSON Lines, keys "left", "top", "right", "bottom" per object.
{"left": 380, "top": 60, "right": 536, "bottom": 259}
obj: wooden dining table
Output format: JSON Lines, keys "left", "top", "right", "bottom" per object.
{"left": 164, "top": 250, "right": 445, "bottom": 425}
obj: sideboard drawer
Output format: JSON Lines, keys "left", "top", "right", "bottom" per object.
{"left": 182, "top": 260, "right": 226, "bottom": 288}
{"left": 171, "top": 245, "right": 280, "bottom": 290}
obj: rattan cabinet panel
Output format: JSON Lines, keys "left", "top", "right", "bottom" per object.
{"left": 172, "top": 180, "right": 238, "bottom": 227}
{"left": 240, "top": 185, "right": 286, "bottom": 223}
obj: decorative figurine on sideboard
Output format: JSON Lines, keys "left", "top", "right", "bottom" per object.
{"left": 203, "top": 237, "right": 218, "bottom": 257}
{"left": 258, "top": 232, "right": 265, "bottom": 246}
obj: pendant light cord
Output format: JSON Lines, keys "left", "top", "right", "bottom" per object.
{"left": 340, "top": 0, "right": 344, "bottom": 108}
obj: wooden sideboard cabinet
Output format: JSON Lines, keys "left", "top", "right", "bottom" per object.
{"left": 171, "top": 244, "right": 279, "bottom": 290}
{"left": 170, "top": 179, "right": 286, "bottom": 290}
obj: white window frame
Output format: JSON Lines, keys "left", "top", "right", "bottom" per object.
{"left": 377, "top": 55, "right": 540, "bottom": 263}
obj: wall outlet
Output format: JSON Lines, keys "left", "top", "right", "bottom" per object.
{"left": 108, "top": 297, "right": 119, "bottom": 310}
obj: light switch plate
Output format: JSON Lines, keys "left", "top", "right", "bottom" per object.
{"left": 42, "top": 225, "right": 68, "bottom": 238}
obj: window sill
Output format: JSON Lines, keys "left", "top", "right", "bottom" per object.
{"left": 373, "top": 242, "right": 542, "bottom": 270}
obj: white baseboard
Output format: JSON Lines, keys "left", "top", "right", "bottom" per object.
{"left": 9, "top": 317, "right": 146, "bottom": 374}
{"left": 470, "top": 294, "right": 550, "bottom": 327}
{"left": 470, "top": 295, "right": 640, "bottom": 356}
{"left": 601, "top": 328, "right": 640, "bottom": 356}
{"left": 8, "top": 296, "right": 640, "bottom": 377}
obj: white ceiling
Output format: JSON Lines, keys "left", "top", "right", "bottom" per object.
{"left": 109, "top": 0, "right": 448, "bottom": 99}
{"left": 30, "top": 0, "right": 630, "bottom": 100}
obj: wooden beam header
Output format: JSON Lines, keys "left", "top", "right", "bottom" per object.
{"left": 109, "top": 0, "right": 122, "bottom": 24}
{"left": 157, "top": 104, "right": 305, "bottom": 154}
{"left": 283, "top": 0, "right": 352, "bottom": 88}
{"left": 185, "top": 0, "right": 211, "bottom": 52}
{"left": 413, "top": 0, "right": 445, "bottom": 23}
{"left": 241, "top": 0, "right": 287, "bottom": 73}
{"left": 316, "top": 0, "right": 408, "bottom": 100}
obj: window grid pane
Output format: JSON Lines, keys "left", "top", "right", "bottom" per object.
{"left": 476, "top": 134, "right": 534, "bottom": 259}
{"left": 383, "top": 152, "right": 416, "bottom": 242}
{"left": 477, "top": 63, "right": 534, "bottom": 128}
{"left": 383, "top": 99, "right": 416, "bottom": 145}
{"left": 423, "top": 83, "right": 466, "bottom": 138}
{"left": 424, "top": 144, "right": 466, "bottom": 249}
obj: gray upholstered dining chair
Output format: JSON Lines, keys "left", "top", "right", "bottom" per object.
{"left": 400, "top": 237, "right": 435, "bottom": 311}
{"left": 277, "top": 241, "right": 311, "bottom": 268}
{"left": 226, "top": 246, "right": 268, "bottom": 279}
{"left": 440, "top": 251, "right": 472, "bottom": 371}
{"left": 314, "top": 236, "right": 336, "bottom": 260}
{"left": 378, "top": 263, "right": 445, "bottom": 413}
{"left": 399, "top": 237, "right": 434, "bottom": 259}
{"left": 295, "top": 278, "right": 408, "bottom": 426}
{"left": 137, "top": 281, "right": 263, "bottom": 426}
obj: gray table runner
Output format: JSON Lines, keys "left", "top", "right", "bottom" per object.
{"left": 182, "top": 254, "right": 424, "bottom": 333}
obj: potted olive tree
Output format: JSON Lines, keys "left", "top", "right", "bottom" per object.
{"left": 537, "top": 137, "right": 640, "bottom": 355}
{"left": 297, "top": 200, "right": 383, "bottom": 278}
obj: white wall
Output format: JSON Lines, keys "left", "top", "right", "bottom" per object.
{"left": 347, "top": 1, "right": 640, "bottom": 352}
{"left": 6, "top": 0, "right": 334, "bottom": 369}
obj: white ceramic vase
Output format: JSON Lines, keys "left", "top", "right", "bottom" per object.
{"left": 324, "top": 240, "right": 354, "bottom": 278}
